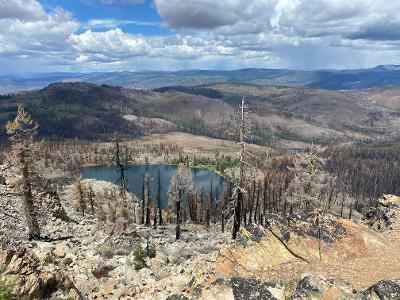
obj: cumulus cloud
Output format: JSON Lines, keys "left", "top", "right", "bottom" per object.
{"left": 69, "top": 29, "right": 265, "bottom": 63}
{"left": 0, "top": 8, "right": 79, "bottom": 55}
{"left": 347, "top": 20, "right": 400, "bottom": 41}
{"left": 85, "top": 18, "right": 159, "bottom": 30}
{"left": 0, "top": 0, "right": 46, "bottom": 20}
{"left": 154, "top": 0, "right": 247, "bottom": 29}
{"left": 154, "top": 0, "right": 400, "bottom": 42}
{"left": 0, "top": 0, "right": 79, "bottom": 73}
{"left": 70, "top": 29, "right": 151, "bottom": 60}
{"left": 3, "top": 0, "right": 400, "bottom": 73}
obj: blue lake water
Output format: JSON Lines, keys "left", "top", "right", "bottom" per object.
{"left": 81, "top": 164, "right": 226, "bottom": 208}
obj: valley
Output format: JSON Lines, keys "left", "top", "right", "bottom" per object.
{"left": 2, "top": 82, "right": 400, "bottom": 148}
{"left": 3, "top": 0, "right": 400, "bottom": 298}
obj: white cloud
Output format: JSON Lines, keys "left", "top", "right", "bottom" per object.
{"left": 70, "top": 29, "right": 151, "bottom": 60}
{"left": 0, "top": 0, "right": 46, "bottom": 20}
{"left": 3, "top": 0, "right": 400, "bottom": 73}
{"left": 0, "top": 8, "right": 79, "bottom": 55}
{"left": 154, "top": 0, "right": 400, "bottom": 42}
{"left": 85, "top": 18, "right": 159, "bottom": 30}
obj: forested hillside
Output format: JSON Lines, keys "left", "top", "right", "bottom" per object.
{"left": 2, "top": 82, "right": 400, "bottom": 147}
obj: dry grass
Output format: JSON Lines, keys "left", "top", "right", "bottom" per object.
{"left": 134, "top": 132, "right": 268, "bottom": 155}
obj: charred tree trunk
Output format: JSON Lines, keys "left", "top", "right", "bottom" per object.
{"left": 20, "top": 148, "right": 41, "bottom": 240}
{"left": 254, "top": 182, "right": 260, "bottom": 224}
{"left": 340, "top": 193, "right": 345, "bottom": 218}
{"left": 145, "top": 175, "right": 151, "bottom": 227}
{"left": 89, "top": 187, "right": 95, "bottom": 215}
{"left": 232, "top": 189, "right": 242, "bottom": 240}
{"left": 176, "top": 189, "right": 182, "bottom": 240}
{"left": 249, "top": 180, "right": 255, "bottom": 224}
{"left": 157, "top": 170, "right": 163, "bottom": 226}
{"left": 208, "top": 184, "right": 213, "bottom": 226}
{"left": 141, "top": 176, "right": 145, "bottom": 225}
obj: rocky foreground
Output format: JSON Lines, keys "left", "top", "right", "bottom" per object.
{"left": 1, "top": 175, "right": 400, "bottom": 299}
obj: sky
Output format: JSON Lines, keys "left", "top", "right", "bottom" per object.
{"left": 1, "top": 0, "right": 400, "bottom": 74}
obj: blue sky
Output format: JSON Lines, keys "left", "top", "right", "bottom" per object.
{"left": 40, "top": 0, "right": 169, "bottom": 35}
{"left": 0, "top": 0, "right": 400, "bottom": 74}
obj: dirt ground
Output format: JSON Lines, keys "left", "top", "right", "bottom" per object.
{"left": 134, "top": 132, "right": 268, "bottom": 155}
{"left": 215, "top": 211, "right": 400, "bottom": 292}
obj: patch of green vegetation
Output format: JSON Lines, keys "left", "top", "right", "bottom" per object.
{"left": 133, "top": 245, "right": 146, "bottom": 271}
{"left": 283, "top": 279, "right": 298, "bottom": 300}
{"left": 0, "top": 277, "right": 14, "bottom": 300}
{"left": 170, "top": 153, "right": 239, "bottom": 176}
{"left": 145, "top": 239, "right": 156, "bottom": 259}
{"left": 96, "top": 243, "right": 114, "bottom": 259}
{"left": 133, "top": 240, "right": 156, "bottom": 271}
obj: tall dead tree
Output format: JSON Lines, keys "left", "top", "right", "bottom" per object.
{"left": 72, "top": 179, "right": 86, "bottom": 216}
{"left": 232, "top": 98, "right": 250, "bottom": 240}
{"left": 6, "top": 105, "right": 41, "bottom": 240}
{"left": 169, "top": 165, "right": 194, "bottom": 240}
{"left": 114, "top": 137, "right": 128, "bottom": 196}
{"left": 157, "top": 169, "right": 163, "bottom": 226}
{"left": 145, "top": 173, "right": 151, "bottom": 226}
{"left": 141, "top": 174, "right": 145, "bottom": 224}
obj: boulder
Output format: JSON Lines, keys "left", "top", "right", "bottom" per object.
{"left": 358, "top": 280, "right": 400, "bottom": 300}
{"left": 231, "top": 277, "right": 284, "bottom": 300}
{"left": 53, "top": 244, "right": 68, "bottom": 258}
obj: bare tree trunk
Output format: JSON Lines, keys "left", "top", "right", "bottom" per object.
{"left": 176, "top": 189, "right": 182, "bottom": 240}
{"left": 153, "top": 206, "right": 157, "bottom": 229}
{"left": 20, "top": 148, "right": 40, "bottom": 240}
{"left": 141, "top": 175, "right": 145, "bottom": 224}
{"left": 249, "top": 180, "right": 255, "bottom": 224}
{"left": 348, "top": 198, "right": 353, "bottom": 220}
{"left": 254, "top": 182, "right": 260, "bottom": 224}
{"left": 78, "top": 181, "right": 85, "bottom": 217}
{"left": 221, "top": 206, "right": 225, "bottom": 233}
{"left": 145, "top": 175, "right": 151, "bottom": 227}
{"left": 232, "top": 98, "right": 247, "bottom": 239}
{"left": 89, "top": 187, "right": 95, "bottom": 215}
{"left": 208, "top": 184, "right": 213, "bottom": 227}
{"left": 340, "top": 193, "right": 345, "bottom": 218}
{"left": 232, "top": 189, "right": 242, "bottom": 240}
{"left": 157, "top": 170, "right": 163, "bottom": 226}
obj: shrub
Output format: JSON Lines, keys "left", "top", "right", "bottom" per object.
{"left": 92, "top": 261, "right": 115, "bottom": 279}
{"left": 133, "top": 245, "right": 146, "bottom": 271}
{"left": 131, "top": 240, "right": 157, "bottom": 271}
{"left": 96, "top": 244, "right": 114, "bottom": 259}
{"left": 146, "top": 239, "right": 156, "bottom": 259}
{"left": 0, "top": 277, "right": 13, "bottom": 300}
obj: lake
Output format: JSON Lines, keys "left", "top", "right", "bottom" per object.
{"left": 81, "top": 164, "right": 226, "bottom": 208}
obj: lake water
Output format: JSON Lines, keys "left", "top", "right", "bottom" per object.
{"left": 81, "top": 164, "right": 226, "bottom": 208}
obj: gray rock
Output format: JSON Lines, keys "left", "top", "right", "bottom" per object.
{"left": 358, "top": 279, "right": 400, "bottom": 300}
{"left": 231, "top": 277, "right": 281, "bottom": 300}
{"left": 292, "top": 275, "right": 323, "bottom": 299}
{"left": 166, "top": 294, "right": 190, "bottom": 300}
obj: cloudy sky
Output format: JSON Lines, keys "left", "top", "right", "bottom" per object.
{"left": 0, "top": 0, "right": 400, "bottom": 74}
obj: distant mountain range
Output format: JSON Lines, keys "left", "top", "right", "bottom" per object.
{"left": 2, "top": 65, "right": 400, "bottom": 94}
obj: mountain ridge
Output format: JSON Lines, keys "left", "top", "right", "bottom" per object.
{"left": 2, "top": 81, "right": 400, "bottom": 146}
{"left": 2, "top": 65, "right": 400, "bottom": 94}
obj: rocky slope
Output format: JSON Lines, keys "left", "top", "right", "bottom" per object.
{"left": 1, "top": 165, "right": 400, "bottom": 300}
